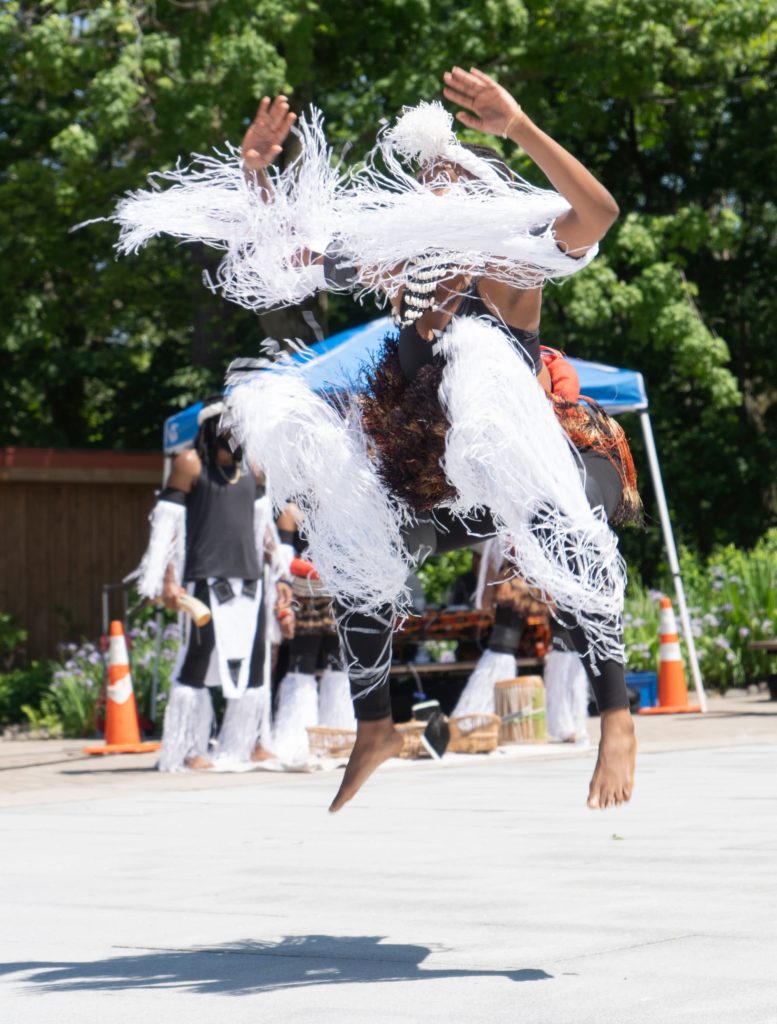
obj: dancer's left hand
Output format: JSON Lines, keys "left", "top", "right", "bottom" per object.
{"left": 442, "top": 67, "right": 525, "bottom": 139}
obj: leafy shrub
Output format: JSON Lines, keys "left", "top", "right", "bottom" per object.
{"left": 625, "top": 529, "right": 777, "bottom": 691}
{"left": 0, "top": 661, "right": 53, "bottom": 726}
{"left": 14, "top": 611, "right": 182, "bottom": 738}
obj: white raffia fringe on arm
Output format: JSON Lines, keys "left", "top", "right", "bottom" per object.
{"left": 126, "top": 499, "right": 186, "bottom": 600}
{"left": 223, "top": 366, "right": 412, "bottom": 617}
{"left": 112, "top": 111, "right": 341, "bottom": 309}
{"left": 109, "top": 107, "right": 597, "bottom": 312}
{"left": 438, "top": 317, "right": 626, "bottom": 665}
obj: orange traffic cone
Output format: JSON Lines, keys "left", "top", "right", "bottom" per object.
{"left": 84, "top": 621, "right": 161, "bottom": 754}
{"left": 640, "top": 597, "right": 701, "bottom": 715}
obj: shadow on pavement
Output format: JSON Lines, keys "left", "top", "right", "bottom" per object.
{"left": 1, "top": 935, "right": 551, "bottom": 994}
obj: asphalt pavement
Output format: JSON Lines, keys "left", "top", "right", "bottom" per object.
{"left": 1, "top": 694, "right": 775, "bottom": 1023}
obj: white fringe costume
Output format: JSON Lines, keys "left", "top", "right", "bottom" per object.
{"left": 111, "top": 100, "right": 624, "bottom": 675}
{"left": 157, "top": 677, "right": 214, "bottom": 773}
{"left": 544, "top": 650, "right": 590, "bottom": 744}
{"left": 452, "top": 650, "right": 516, "bottom": 717}
{"left": 131, "top": 460, "right": 289, "bottom": 771}
{"left": 318, "top": 668, "right": 357, "bottom": 730}
{"left": 109, "top": 103, "right": 597, "bottom": 312}
{"left": 272, "top": 672, "right": 319, "bottom": 765}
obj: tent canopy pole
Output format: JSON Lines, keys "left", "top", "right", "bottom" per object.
{"left": 639, "top": 411, "right": 707, "bottom": 711}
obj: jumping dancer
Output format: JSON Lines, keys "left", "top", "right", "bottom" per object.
{"left": 111, "top": 67, "right": 639, "bottom": 809}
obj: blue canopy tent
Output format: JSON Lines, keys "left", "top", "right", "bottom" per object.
{"left": 163, "top": 317, "right": 705, "bottom": 707}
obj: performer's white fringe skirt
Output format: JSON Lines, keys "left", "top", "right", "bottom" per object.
{"left": 224, "top": 369, "right": 412, "bottom": 616}
{"left": 318, "top": 668, "right": 357, "bottom": 729}
{"left": 452, "top": 650, "right": 517, "bottom": 717}
{"left": 225, "top": 316, "right": 625, "bottom": 666}
{"left": 157, "top": 685, "right": 214, "bottom": 772}
{"left": 438, "top": 318, "right": 625, "bottom": 665}
{"left": 216, "top": 687, "right": 267, "bottom": 765}
{"left": 544, "top": 650, "right": 590, "bottom": 743}
{"left": 273, "top": 672, "right": 319, "bottom": 765}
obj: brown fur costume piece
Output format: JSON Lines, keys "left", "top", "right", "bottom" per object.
{"left": 359, "top": 337, "right": 455, "bottom": 510}
{"left": 360, "top": 333, "right": 642, "bottom": 526}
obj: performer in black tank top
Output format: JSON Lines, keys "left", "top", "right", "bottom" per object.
{"left": 131, "top": 397, "right": 294, "bottom": 772}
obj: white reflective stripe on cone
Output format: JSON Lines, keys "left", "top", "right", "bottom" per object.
{"left": 659, "top": 641, "right": 682, "bottom": 662}
{"left": 109, "top": 634, "right": 129, "bottom": 664}
{"left": 659, "top": 608, "right": 678, "bottom": 634}
{"left": 107, "top": 677, "right": 133, "bottom": 704}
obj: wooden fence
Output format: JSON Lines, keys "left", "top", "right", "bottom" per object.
{"left": 0, "top": 448, "right": 163, "bottom": 660}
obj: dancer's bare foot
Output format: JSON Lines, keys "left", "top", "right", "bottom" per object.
{"left": 185, "top": 754, "right": 213, "bottom": 770}
{"left": 329, "top": 717, "right": 404, "bottom": 813}
{"left": 250, "top": 743, "right": 276, "bottom": 762}
{"left": 588, "top": 708, "right": 636, "bottom": 809}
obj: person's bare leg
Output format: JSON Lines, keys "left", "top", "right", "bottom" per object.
{"left": 329, "top": 717, "right": 404, "bottom": 813}
{"left": 185, "top": 754, "right": 214, "bottom": 770}
{"left": 251, "top": 743, "right": 276, "bottom": 762}
{"left": 588, "top": 708, "right": 636, "bottom": 809}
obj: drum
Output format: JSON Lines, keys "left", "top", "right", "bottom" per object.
{"left": 494, "top": 676, "right": 547, "bottom": 744}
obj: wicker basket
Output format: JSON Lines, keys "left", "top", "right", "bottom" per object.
{"left": 448, "top": 713, "right": 501, "bottom": 754}
{"left": 306, "top": 725, "right": 356, "bottom": 759}
{"left": 395, "top": 720, "right": 429, "bottom": 759}
{"left": 495, "top": 676, "right": 547, "bottom": 744}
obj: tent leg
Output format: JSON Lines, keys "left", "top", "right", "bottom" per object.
{"left": 639, "top": 412, "right": 707, "bottom": 712}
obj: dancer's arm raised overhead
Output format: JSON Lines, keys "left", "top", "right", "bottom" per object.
{"left": 443, "top": 66, "right": 619, "bottom": 256}
{"left": 241, "top": 95, "right": 297, "bottom": 192}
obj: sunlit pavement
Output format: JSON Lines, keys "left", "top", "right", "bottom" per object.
{"left": 1, "top": 695, "right": 775, "bottom": 1023}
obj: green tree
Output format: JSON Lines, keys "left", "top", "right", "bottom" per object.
{"left": 2, "top": 1, "right": 775, "bottom": 573}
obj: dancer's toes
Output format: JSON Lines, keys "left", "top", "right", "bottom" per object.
{"left": 251, "top": 743, "right": 276, "bottom": 762}
{"left": 587, "top": 708, "right": 636, "bottom": 811}
{"left": 329, "top": 717, "right": 404, "bottom": 813}
{"left": 185, "top": 754, "right": 214, "bottom": 770}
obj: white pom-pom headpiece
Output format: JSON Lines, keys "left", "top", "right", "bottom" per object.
{"left": 384, "top": 101, "right": 458, "bottom": 164}
{"left": 381, "top": 101, "right": 511, "bottom": 192}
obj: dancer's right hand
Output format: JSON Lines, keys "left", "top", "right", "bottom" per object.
{"left": 161, "top": 581, "right": 184, "bottom": 612}
{"left": 241, "top": 96, "right": 297, "bottom": 173}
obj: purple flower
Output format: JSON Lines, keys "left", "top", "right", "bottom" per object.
{"left": 738, "top": 627, "right": 750, "bottom": 638}
{"left": 703, "top": 613, "right": 720, "bottom": 628}
{"left": 714, "top": 636, "right": 731, "bottom": 650}
{"left": 711, "top": 581, "right": 724, "bottom": 591}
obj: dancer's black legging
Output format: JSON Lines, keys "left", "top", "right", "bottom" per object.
{"left": 337, "top": 450, "right": 629, "bottom": 720}
{"left": 288, "top": 632, "right": 341, "bottom": 675}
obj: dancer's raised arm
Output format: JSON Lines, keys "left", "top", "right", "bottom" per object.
{"left": 443, "top": 67, "right": 619, "bottom": 255}
{"left": 241, "top": 95, "right": 297, "bottom": 191}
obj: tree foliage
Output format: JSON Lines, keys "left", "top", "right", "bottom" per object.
{"left": 1, "top": 0, "right": 775, "bottom": 572}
